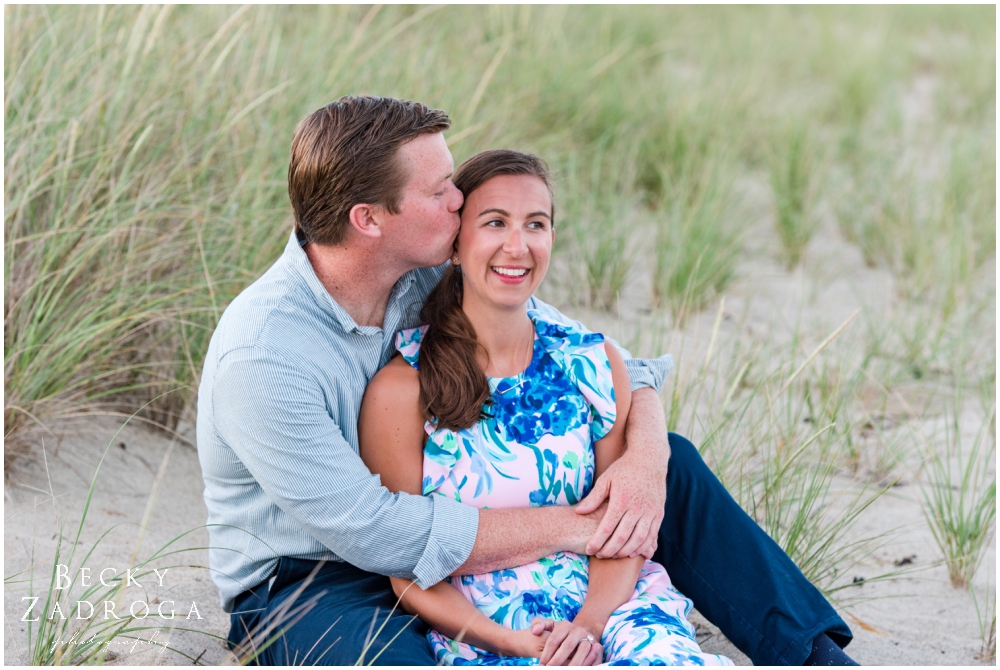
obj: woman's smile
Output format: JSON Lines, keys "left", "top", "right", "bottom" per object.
{"left": 491, "top": 265, "right": 531, "bottom": 282}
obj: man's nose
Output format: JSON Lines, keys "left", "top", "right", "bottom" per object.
{"left": 448, "top": 183, "right": 464, "bottom": 213}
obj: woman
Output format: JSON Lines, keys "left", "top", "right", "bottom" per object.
{"left": 358, "top": 150, "right": 731, "bottom": 666}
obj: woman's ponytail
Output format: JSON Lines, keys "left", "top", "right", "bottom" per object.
{"left": 417, "top": 264, "right": 492, "bottom": 431}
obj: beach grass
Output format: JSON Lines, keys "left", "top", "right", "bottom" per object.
{"left": 651, "top": 158, "right": 741, "bottom": 319}
{"left": 768, "top": 122, "right": 822, "bottom": 269}
{"left": 4, "top": 4, "right": 995, "bottom": 659}
{"left": 922, "top": 393, "right": 996, "bottom": 589}
{"left": 972, "top": 574, "right": 997, "bottom": 663}
{"left": 667, "top": 308, "right": 898, "bottom": 597}
{"left": 557, "top": 148, "right": 639, "bottom": 311}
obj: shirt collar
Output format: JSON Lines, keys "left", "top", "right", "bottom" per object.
{"left": 282, "top": 230, "right": 417, "bottom": 334}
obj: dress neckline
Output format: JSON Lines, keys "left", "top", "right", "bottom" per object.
{"left": 487, "top": 332, "right": 539, "bottom": 398}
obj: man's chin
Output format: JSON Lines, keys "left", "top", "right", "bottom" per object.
{"left": 406, "top": 253, "right": 452, "bottom": 271}
{"left": 428, "top": 249, "right": 454, "bottom": 268}
{"left": 401, "top": 240, "right": 454, "bottom": 271}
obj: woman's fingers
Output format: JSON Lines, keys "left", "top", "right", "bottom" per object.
{"left": 547, "top": 634, "right": 585, "bottom": 666}
{"left": 531, "top": 618, "right": 555, "bottom": 636}
{"left": 538, "top": 623, "right": 571, "bottom": 665}
{"left": 569, "top": 638, "right": 595, "bottom": 666}
{"left": 583, "top": 642, "right": 603, "bottom": 666}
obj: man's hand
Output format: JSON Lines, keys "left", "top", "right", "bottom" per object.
{"left": 575, "top": 388, "right": 669, "bottom": 559}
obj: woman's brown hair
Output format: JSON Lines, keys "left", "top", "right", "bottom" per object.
{"left": 417, "top": 150, "right": 554, "bottom": 431}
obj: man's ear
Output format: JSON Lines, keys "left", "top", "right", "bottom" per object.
{"left": 348, "top": 203, "right": 384, "bottom": 240}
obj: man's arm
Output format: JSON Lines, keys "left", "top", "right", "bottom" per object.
{"left": 212, "top": 346, "right": 478, "bottom": 589}
{"left": 527, "top": 297, "right": 673, "bottom": 559}
{"left": 457, "top": 504, "right": 605, "bottom": 574}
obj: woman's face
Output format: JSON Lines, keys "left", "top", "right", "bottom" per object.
{"left": 455, "top": 174, "right": 554, "bottom": 312}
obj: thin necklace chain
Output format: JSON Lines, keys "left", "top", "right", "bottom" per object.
{"left": 496, "top": 326, "right": 534, "bottom": 395}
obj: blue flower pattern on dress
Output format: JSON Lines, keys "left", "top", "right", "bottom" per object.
{"left": 394, "top": 310, "right": 732, "bottom": 666}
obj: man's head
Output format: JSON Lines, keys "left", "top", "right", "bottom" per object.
{"left": 288, "top": 96, "right": 459, "bottom": 257}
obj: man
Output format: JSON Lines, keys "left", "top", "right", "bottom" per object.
{"left": 197, "top": 96, "right": 856, "bottom": 665}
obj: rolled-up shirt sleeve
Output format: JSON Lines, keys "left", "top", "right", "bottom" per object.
{"left": 212, "top": 346, "right": 478, "bottom": 589}
{"left": 621, "top": 357, "right": 674, "bottom": 395}
{"left": 526, "top": 297, "right": 674, "bottom": 394}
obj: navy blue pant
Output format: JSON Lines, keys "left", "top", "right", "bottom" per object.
{"left": 228, "top": 433, "right": 852, "bottom": 665}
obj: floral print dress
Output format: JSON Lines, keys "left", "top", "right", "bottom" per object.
{"left": 395, "top": 309, "right": 732, "bottom": 666}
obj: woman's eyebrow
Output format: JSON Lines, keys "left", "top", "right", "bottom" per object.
{"left": 478, "top": 208, "right": 551, "bottom": 219}
{"left": 478, "top": 208, "right": 510, "bottom": 217}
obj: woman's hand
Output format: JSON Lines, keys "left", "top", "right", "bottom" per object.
{"left": 511, "top": 618, "right": 602, "bottom": 665}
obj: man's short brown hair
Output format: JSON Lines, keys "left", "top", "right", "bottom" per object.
{"left": 288, "top": 96, "right": 451, "bottom": 246}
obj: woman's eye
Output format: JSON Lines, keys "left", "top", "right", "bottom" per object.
{"left": 486, "top": 219, "right": 504, "bottom": 227}
{"left": 529, "top": 220, "right": 547, "bottom": 230}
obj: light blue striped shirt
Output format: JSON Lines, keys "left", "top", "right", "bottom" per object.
{"left": 197, "top": 232, "right": 673, "bottom": 612}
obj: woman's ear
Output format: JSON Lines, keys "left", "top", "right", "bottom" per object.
{"left": 348, "top": 202, "right": 383, "bottom": 240}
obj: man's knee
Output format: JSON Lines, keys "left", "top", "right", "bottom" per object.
{"left": 667, "top": 432, "right": 699, "bottom": 465}
{"left": 666, "top": 432, "right": 712, "bottom": 483}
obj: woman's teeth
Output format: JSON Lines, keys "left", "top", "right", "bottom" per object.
{"left": 492, "top": 267, "right": 528, "bottom": 277}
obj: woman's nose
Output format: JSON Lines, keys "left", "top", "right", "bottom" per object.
{"left": 503, "top": 228, "right": 528, "bottom": 256}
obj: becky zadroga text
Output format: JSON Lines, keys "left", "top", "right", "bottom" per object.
{"left": 20, "top": 565, "right": 204, "bottom": 622}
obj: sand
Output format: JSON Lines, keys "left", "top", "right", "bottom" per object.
{"left": 4, "top": 180, "right": 994, "bottom": 666}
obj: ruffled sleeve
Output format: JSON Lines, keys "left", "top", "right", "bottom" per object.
{"left": 394, "top": 325, "right": 429, "bottom": 370}
{"left": 528, "top": 309, "right": 617, "bottom": 441}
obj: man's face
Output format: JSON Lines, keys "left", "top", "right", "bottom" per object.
{"left": 379, "top": 133, "right": 463, "bottom": 270}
